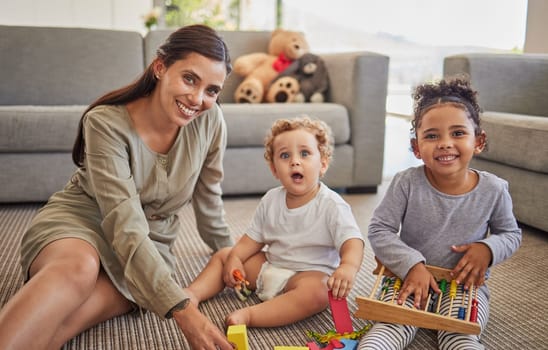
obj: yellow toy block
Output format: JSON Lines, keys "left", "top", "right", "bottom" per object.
{"left": 273, "top": 347, "right": 308, "bottom": 350}
{"left": 227, "top": 324, "right": 249, "bottom": 350}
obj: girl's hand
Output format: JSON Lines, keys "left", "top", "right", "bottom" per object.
{"left": 398, "top": 262, "right": 440, "bottom": 309}
{"left": 451, "top": 242, "right": 492, "bottom": 290}
{"left": 327, "top": 263, "right": 358, "bottom": 299}
{"left": 173, "top": 303, "right": 234, "bottom": 350}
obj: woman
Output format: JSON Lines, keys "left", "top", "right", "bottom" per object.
{"left": 0, "top": 24, "right": 235, "bottom": 350}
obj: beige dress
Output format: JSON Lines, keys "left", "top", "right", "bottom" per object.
{"left": 21, "top": 104, "right": 233, "bottom": 318}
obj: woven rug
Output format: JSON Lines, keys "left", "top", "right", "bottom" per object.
{"left": 1, "top": 184, "right": 547, "bottom": 349}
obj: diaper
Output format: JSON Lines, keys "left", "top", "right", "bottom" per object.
{"left": 255, "top": 261, "right": 297, "bottom": 301}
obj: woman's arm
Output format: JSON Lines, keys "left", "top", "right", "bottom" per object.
{"left": 192, "top": 106, "right": 234, "bottom": 251}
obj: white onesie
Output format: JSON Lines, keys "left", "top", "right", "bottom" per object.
{"left": 246, "top": 182, "right": 364, "bottom": 298}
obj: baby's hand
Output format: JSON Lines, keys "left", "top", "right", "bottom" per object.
{"left": 398, "top": 263, "right": 440, "bottom": 309}
{"left": 327, "top": 264, "right": 358, "bottom": 299}
{"left": 222, "top": 256, "right": 244, "bottom": 287}
{"left": 451, "top": 242, "right": 492, "bottom": 289}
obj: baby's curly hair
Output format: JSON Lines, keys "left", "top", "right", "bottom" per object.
{"left": 411, "top": 75, "right": 483, "bottom": 137}
{"left": 264, "top": 115, "right": 334, "bottom": 165}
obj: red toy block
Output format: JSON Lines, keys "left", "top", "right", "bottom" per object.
{"left": 328, "top": 290, "right": 353, "bottom": 334}
{"left": 307, "top": 341, "right": 321, "bottom": 350}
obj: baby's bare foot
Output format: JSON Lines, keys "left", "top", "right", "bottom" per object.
{"left": 182, "top": 288, "right": 200, "bottom": 307}
{"left": 225, "top": 308, "right": 251, "bottom": 326}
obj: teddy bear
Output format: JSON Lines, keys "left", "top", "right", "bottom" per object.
{"left": 233, "top": 29, "right": 310, "bottom": 103}
{"left": 274, "top": 53, "right": 330, "bottom": 103}
{"left": 264, "top": 76, "right": 300, "bottom": 103}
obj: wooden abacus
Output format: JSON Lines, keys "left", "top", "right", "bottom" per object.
{"left": 355, "top": 259, "right": 481, "bottom": 335}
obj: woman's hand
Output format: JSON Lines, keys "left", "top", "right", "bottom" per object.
{"left": 451, "top": 242, "right": 492, "bottom": 289}
{"left": 398, "top": 262, "right": 440, "bottom": 309}
{"left": 173, "top": 303, "right": 233, "bottom": 349}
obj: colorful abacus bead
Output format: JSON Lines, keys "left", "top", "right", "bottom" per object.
{"left": 435, "top": 279, "right": 447, "bottom": 313}
{"left": 391, "top": 278, "right": 402, "bottom": 303}
{"left": 470, "top": 299, "right": 479, "bottom": 322}
{"left": 379, "top": 277, "right": 390, "bottom": 300}
{"left": 447, "top": 280, "right": 458, "bottom": 316}
{"left": 458, "top": 284, "right": 467, "bottom": 320}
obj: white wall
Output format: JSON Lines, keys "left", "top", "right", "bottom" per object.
{"left": 239, "top": 0, "right": 276, "bottom": 30}
{"left": 0, "top": 0, "right": 152, "bottom": 33}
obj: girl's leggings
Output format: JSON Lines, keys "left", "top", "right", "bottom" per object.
{"left": 358, "top": 283, "right": 489, "bottom": 350}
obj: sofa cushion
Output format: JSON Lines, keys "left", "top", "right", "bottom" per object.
{"left": 478, "top": 111, "right": 548, "bottom": 173}
{"left": 0, "top": 26, "right": 144, "bottom": 106}
{"left": 222, "top": 103, "right": 350, "bottom": 147}
{"left": 0, "top": 106, "right": 85, "bottom": 152}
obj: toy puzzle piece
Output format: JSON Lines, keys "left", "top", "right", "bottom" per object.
{"left": 307, "top": 338, "right": 357, "bottom": 350}
{"left": 227, "top": 324, "right": 249, "bottom": 350}
{"left": 328, "top": 291, "right": 353, "bottom": 334}
{"left": 338, "top": 338, "right": 358, "bottom": 350}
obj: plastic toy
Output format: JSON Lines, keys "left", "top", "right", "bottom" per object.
{"left": 232, "top": 269, "right": 252, "bottom": 301}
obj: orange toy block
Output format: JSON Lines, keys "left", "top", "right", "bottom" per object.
{"left": 227, "top": 324, "right": 249, "bottom": 350}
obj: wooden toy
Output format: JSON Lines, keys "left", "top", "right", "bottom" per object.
{"left": 328, "top": 290, "right": 353, "bottom": 334}
{"left": 227, "top": 324, "right": 249, "bottom": 350}
{"left": 355, "top": 259, "right": 481, "bottom": 335}
{"left": 306, "top": 291, "right": 370, "bottom": 347}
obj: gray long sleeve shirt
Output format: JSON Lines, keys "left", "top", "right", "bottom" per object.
{"left": 368, "top": 166, "right": 522, "bottom": 280}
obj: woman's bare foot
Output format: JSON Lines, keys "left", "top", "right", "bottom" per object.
{"left": 225, "top": 308, "right": 251, "bottom": 326}
{"left": 182, "top": 288, "right": 200, "bottom": 307}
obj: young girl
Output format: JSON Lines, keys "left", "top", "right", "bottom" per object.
{"left": 358, "top": 77, "right": 522, "bottom": 349}
{"left": 185, "top": 115, "right": 365, "bottom": 327}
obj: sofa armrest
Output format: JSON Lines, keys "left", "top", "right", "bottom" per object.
{"left": 444, "top": 53, "right": 548, "bottom": 117}
{"left": 321, "top": 51, "right": 390, "bottom": 188}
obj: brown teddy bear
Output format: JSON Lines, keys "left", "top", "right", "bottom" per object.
{"left": 233, "top": 29, "right": 310, "bottom": 103}
{"left": 265, "top": 76, "right": 300, "bottom": 103}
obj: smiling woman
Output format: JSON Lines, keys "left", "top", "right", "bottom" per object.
{"left": 0, "top": 24, "right": 236, "bottom": 350}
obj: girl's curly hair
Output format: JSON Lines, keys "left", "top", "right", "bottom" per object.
{"left": 411, "top": 75, "right": 483, "bottom": 137}
{"left": 264, "top": 115, "right": 334, "bottom": 164}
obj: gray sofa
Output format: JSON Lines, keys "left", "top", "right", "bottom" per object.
{"left": 0, "top": 25, "right": 389, "bottom": 202}
{"left": 444, "top": 53, "right": 548, "bottom": 232}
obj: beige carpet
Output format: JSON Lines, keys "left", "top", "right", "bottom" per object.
{"left": 1, "top": 180, "right": 547, "bottom": 349}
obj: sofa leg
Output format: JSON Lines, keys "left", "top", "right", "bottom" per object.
{"left": 343, "top": 186, "right": 378, "bottom": 194}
